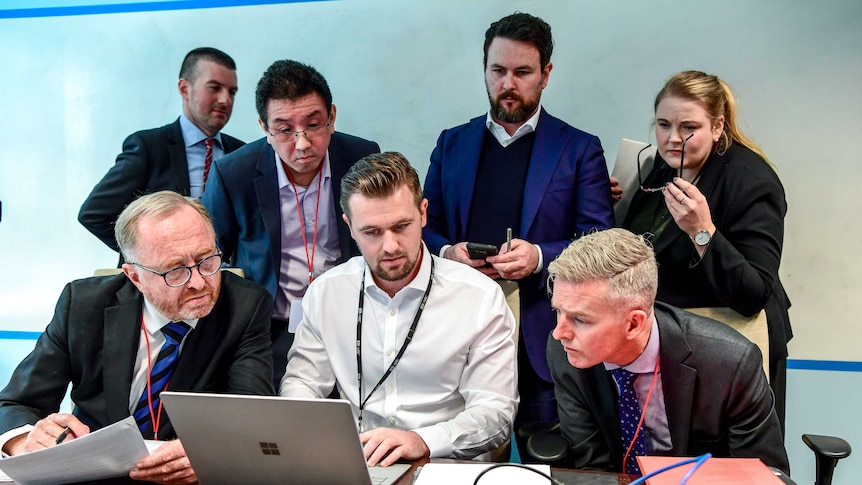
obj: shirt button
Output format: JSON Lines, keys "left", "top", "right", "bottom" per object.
{"left": 388, "top": 417, "right": 396, "bottom": 425}
{"left": 386, "top": 349, "right": 394, "bottom": 356}
{"left": 389, "top": 310, "right": 396, "bottom": 317}
{"left": 387, "top": 385, "right": 395, "bottom": 393}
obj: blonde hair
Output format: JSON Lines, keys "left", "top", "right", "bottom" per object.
{"left": 655, "top": 70, "right": 772, "bottom": 165}
{"left": 549, "top": 229, "right": 657, "bottom": 312}
{"left": 115, "top": 190, "right": 214, "bottom": 262}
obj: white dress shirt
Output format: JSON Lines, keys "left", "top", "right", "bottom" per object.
{"left": 281, "top": 245, "right": 518, "bottom": 459}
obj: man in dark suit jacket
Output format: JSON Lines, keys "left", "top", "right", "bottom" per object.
{"left": 422, "top": 13, "right": 613, "bottom": 445}
{"left": 0, "top": 191, "right": 273, "bottom": 484}
{"left": 545, "top": 228, "right": 788, "bottom": 475}
{"left": 202, "top": 60, "right": 379, "bottom": 387}
{"left": 79, "top": 47, "right": 245, "bottom": 255}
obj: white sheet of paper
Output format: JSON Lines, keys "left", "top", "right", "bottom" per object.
{"left": 288, "top": 298, "right": 303, "bottom": 333}
{"left": 0, "top": 416, "right": 149, "bottom": 485}
{"left": 413, "top": 463, "right": 551, "bottom": 485}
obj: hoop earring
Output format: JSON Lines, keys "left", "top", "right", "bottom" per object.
{"left": 716, "top": 131, "right": 730, "bottom": 156}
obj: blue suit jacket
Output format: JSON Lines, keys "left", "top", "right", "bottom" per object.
{"left": 202, "top": 132, "right": 380, "bottom": 299}
{"left": 423, "top": 109, "right": 614, "bottom": 381}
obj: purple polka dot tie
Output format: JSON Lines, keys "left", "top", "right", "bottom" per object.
{"left": 612, "top": 368, "right": 647, "bottom": 475}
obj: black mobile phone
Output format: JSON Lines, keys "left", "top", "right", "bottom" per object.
{"left": 466, "top": 242, "right": 499, "bottom": 260}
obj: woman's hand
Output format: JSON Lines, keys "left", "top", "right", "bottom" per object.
{"left": 663, "top": 177, "right": 715, "bottom": 242}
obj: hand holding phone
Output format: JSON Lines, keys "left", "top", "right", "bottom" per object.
{"left": 466, "top": 242, "right": 499, "bottom": 260}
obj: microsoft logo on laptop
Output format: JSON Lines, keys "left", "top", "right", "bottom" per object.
{"left": 259, "top": 442, "right": 281, "bottom": 456}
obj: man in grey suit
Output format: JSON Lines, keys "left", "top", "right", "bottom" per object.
{"left": 546, "top": 228, "right": 788, "bottom": 475}
{"left": 202, "top": 60, "right": 379, "bottom": 387}
{"left": 0, "top": 191, "right": 273, "bottom": 484}
{"left": 79, "top": 47, "right": 244, "bottom": 255}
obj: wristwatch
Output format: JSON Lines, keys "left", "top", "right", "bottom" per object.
{"left": 693, "top": 229, "right": 712, "bottom": 246}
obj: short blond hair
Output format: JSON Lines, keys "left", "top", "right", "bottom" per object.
{"left": 548, "top": 228, "right": 657, "bottom": 312}
{"left": 115, "top": 190, "right": 214, "bottom": 262}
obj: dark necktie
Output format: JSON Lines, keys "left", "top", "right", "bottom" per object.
{"left": 202, "top": 138, "right": 214, "bottom": 188}
{"left": 612, "top": 368, "right": 647, "bottom": 475}
{"left": 133, "top": 321, "right": 191, "bottom": 436}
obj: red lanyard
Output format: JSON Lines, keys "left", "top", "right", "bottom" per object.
{"left": 622, "top": 356, "right": 661, "bottom": 472}
{"left": 283, "top": 160, "right": 324, "bottom": 284}
{"left": 140, "top": 317, "right": 168, "bottom": 440}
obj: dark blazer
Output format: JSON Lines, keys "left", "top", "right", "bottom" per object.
{"left": 201, "top": 133, "right": 380, "bottom": 300}
{"left": 78, "top": 119, "right": 244, "bottom": 252}
{"left": 423, "top": 109, "right": 614, "bottom": 381}
{"left": 623, "top": 143, "right": 791, "bottom": 362}
{"left": 547, "top": 302, "right": 789, "bottom": 474}
{"left": 0, "top": 272, "right": 274, "bottom": 440}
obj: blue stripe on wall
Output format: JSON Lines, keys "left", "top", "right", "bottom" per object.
{"left": 0, "top": 0, "right": 330, "bottom": 19}
{"left": 0, "top": 331, "right": 43, "bottom": 340}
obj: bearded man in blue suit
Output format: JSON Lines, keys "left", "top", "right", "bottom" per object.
{"left": 423, "top": 13, "right": 614, "bottom": 454}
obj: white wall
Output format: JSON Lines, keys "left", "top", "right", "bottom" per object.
{"left": 1, "top": 1, "right": 861, "bottom": 482}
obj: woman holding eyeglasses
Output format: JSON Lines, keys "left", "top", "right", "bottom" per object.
{"left": 620, "top": 70, "right": 791, "bottom": 429}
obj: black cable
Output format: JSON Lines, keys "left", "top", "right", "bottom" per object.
{"left": 472, "top": 462, "right": 563, "bottom": 485}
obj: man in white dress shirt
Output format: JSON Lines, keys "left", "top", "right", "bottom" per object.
{"left": 280, "top": 152, "right": 518, "bottom": 466}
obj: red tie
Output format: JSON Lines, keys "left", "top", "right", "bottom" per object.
{"left": 202, "top": 138, "right": 214, "bottom": 188}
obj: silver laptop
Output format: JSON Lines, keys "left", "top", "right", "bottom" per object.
{"left": 161, "top": 392, "right": 411, "bottom": 485}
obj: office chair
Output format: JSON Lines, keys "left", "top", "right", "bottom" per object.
{"left": 525, "top": 429, "right": 851, "bottom": 485}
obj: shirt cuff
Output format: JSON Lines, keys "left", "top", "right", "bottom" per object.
{"left": 532, "top": 244, "right": 544, "bottom": 274}
{"left": 0, "top": 425, "right": 34, "bottom": 456}
{"left": 439, "top": 245, "right": 452, "bottom": 258}
{"left": 413, "top": 424, "right": 452, "bottom": 458}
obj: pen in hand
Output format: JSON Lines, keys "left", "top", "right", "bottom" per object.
{"left": 55, "top": 426, "right": 71, "bottom": 445}
{"left": 506, "top": 227, "right": 512, "bottom": 252}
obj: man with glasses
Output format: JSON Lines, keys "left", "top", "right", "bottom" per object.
{"left": 0, "top": 191, "right": 273, "bottom": 484}
{"left": 203, "top": 60, "right": 379, "bottom": 387}
{"left": 79, "top": 47, "right": 245, "bottom": 261}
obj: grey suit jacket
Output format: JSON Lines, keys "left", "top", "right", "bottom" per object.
{"left": 78, "top": 119, "right": 244, "bottom": 252}
{"left": 0, "top": 272, "right": 274, "bottom": 440}
{"left": 547, "top": 302, "right": 789, "bottom": 474}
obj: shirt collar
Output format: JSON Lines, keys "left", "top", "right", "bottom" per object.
{"left": 364, "top": 243, "right": 432, "bottom": 297}
{"left": 179, "top": 113, "right": 223, "bottom": 148}
{"left": 276, "top": 150, "right": 331, "bottom": 190}
{"left": 604, "top": 315, "right": 660, "bottom": 374}
{"left": 485, "top": 104, "right": 543, "bottom": 147}
{"left": 141, "top": 297, "right": 200, "bottom": 334}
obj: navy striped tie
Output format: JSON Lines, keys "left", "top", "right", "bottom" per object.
{"left": 134, "top": 321, "right": 191, "bottom": 436}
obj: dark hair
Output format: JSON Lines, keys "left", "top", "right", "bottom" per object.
{"left": 340, "top": 152, "right": 423, "bottom": 218}
{"left": 483, "top": 12, "right": 554, "bottom": 69}
{"left": 179, "top": 47, "right": 236, "bottom": 83}
{"left": 255, "top": 60, "right": 333, "bottom": 127}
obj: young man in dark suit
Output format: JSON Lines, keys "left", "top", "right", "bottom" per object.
{"left": 546, "top": 228, "right": 788, "bottom": 475}
{"left": 78, "top": 47, "right": 245, "bottom": 255}
{"left": 202, "top": 60, "right": 380, "bottom": 386}
{"left": 422, "top": 13, "right": 614, "bottom": 451}
{"left": 0, "top": 191, "right": 273, "bottom": 484}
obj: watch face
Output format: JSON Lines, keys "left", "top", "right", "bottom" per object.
{"left": 695, "top": 230, "right": 711, "bottom": 246}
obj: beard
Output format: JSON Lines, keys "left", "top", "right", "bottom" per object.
{"left": 489, "top": 89, "right": 540, "bottom": 124}
{"left": 373, "top": 251, "right": 418, "bottom": 283}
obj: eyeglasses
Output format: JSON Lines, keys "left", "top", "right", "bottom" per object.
{"left": 132, "top": 253, "right": 223, "bottom": 287}
{"left": 268, "top": 117, "right": 332, "bottom": 145}
{"left": 637, "top": 133, "right": 694, "bottom": 193}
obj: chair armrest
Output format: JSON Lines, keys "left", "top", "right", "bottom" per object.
{"left": 803, "top": 434, "right": 852, "bottom": 460}
{"left": 525, "top": 430, "right": 569, "bottom": 464}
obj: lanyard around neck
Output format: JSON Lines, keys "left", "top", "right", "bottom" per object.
{"left": 355, "top": 257, "right": 435, "bottom": 431}
{"left": 283, "top": 160, "right": 324, "bottom": 284}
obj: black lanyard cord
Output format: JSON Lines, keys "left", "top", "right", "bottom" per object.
{"left": 355, "top": 257, "right": 435, "bottom": 431}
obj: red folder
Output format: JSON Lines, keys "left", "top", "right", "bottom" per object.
{"left": 636, "top": 456, "right": 783, "bottom": 484}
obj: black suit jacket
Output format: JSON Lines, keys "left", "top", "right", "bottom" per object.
{"left": 78, "top": 119, "right": 244, "bottom": 252}
{"left": 623, "top": 143, "right": 791, "bottom": 362}
{"left": 201, "top": 133, "right": 380, "bottom": 300}
{"left": 547, "top": 302, "right": 789, "bottom": 474}
{"left": 0, "top": 272, "right": 274, "bottom": 441}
